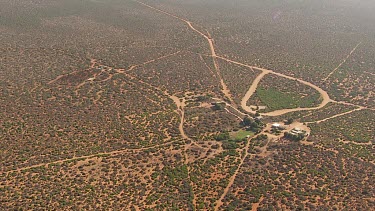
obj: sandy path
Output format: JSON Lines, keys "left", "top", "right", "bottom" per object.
{"left": 199, "top": 54, "right": 217, "bottom": 78}
{"left": 211, "top": 97, "right": 246, "bottom": 116}
{"left": 214, "top": 131, "right": 265, "bottom": 210}
{"left": 224, "top": 108, "right": 243, "bottom": 121}
{"left": 251, "top": 196, "right": 264, "bottom": 211}
{"left": 48, "top": 75, "right": 65, "bottom": 85}
{"left": 169, "top": 95, "right": 191, "bottom": 141}
{"left": 323, "top": 42, "right": 362, "bottom": 81}
{"left": 133, "top": 0, "right": 235, "bottom": 106}
{"left": 48, "top": 59, "right": 97, "bottom": 85}
{"left": 203, "top": 31, "right": 236, "bottom": 105}
{"left": 334, "top": 100, "right": 364, "bottom": 108}
{"left": 339, "top": 139, "right": 372, "bottom": 146}
{"left": 305, "top": 107, "right": 363, "bottom": 124}
{"left": 240, "top": 70, "right": 270, "bottom": 114}
{"left": 1, "top": 139, "right": 180, "bottom": 176}
{"left": 134, "top": 0, "right": 337, "bottom": 118}
{"left": 51, "top": 50, "right": 180, "bottom": 92}
{"left": 117, "top": 66, "right": 198, "bottom": 146}
{"left": 214, "top": 56, "right": 332, "bottom": 116}
{"left": 169, "top": 95, "right": 198, "bottom": 209}
{"left": 117, "top": 50, "right": 182, "bottom": 74}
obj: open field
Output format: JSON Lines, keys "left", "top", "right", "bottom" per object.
{"left": 247, "top": 74, "right": 321, "bottom": 112}
{"left": 230, "top": 130, "right": 254, "bottom": 140}
{"left": 1, "top": 0, "right": 374, "bottom": 210}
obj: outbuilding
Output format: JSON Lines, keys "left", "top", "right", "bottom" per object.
{"left": 272, "top": 123, "right": 281, "bottom": 129}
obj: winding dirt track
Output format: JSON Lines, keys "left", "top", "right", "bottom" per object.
{"left": 129, "top": 2, "right": 374, "bottom": 210}
{"left": 169, "top": 95, "right": 198, "bottom": 208}
{"left": 214, "top": 131, "right": 265, "bottom": 211}
{"left": 134, "top": 0, "right": 336, "bottom": 118}
{"left": 22, "top": 1, "right": 371, "bottom": 210}
{"left": 169, "top": 95, "right": 190, "bottom": 140}
{"left": 214, "top": 56, "right": 332, "bottom": 116}
{"left": 133, "top": 0, "right": 235, "bottom": 106}
{"left": 240, "top": 70, "right": 270, "bottom": 114}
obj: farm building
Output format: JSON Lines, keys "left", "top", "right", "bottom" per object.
{"left": 271, "top": 123, "right": 285, "bottom": 130}
{"left": 284, "top": 128, "right": 309, "bottom": 141}
{"left": 272, "top": 123, "right": 281, "bottom": 128}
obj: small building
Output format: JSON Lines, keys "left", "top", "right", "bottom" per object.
{"left": 271, "top": 123, "right": 285, "bottom": 130}
{"left": 258, "top": 106, "right": 267, "bottom": 110}
{"left": 290, "top": 128, "right": 305, "bottom": 135}
{"left": 272, "top": 123, "right": 281, "bottom": 128}
{"left": 284, "top": 128, "right": 308, "bottom": 141}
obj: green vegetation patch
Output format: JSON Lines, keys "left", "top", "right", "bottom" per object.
{"left": 248, "top": 74, "right": 322, "bottom": 112}
{"left": 230, "top": 130, "right": 254, "bottom": 140}
{"left": 255, "top": 87, "right": 320, "bottom": 111}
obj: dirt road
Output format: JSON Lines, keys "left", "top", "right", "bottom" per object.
{"left": 240, "top": 70, "right": 270, "bottom": 113}
{"left": 323, "top": 42, "right": 362, "bottom": 81}
{"left": 305, "top": 107, "right": 363, "bottom": 124}
{"left": 169, "top": 95, "right": 191, "bottom": 140}
{"left": 214, "top": 138, "right": 251, "bottom": 211}
{"left": 133, "top": 0, "right": 235, "bottom": 106}
{"left": 215, "top": 56, "right": 332, "bottom": 116}
{"left": 1, "top": 139, "right": 180, "bottom": 176}
{"left": 214, "top": 131, "right": 267, "bottom": 211}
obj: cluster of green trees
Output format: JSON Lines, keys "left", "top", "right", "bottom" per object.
{"left": 214, "top": 132, "right": 243, "bottom": 150}
{"left": 212, "top": 102, "right": 226, "bottom": 111}
{"left": 214, "top": 132, "right": 230, "bottom": 141}
{"left": 196, "top": 95, "right": 210, "bottom": 102}
{"left": 242, "top": 116, "right": 264, "bottom": 133}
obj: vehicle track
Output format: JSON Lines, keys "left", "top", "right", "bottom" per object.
{"left": 214, "top": 56, "right": 332, "bottom": 116}
{"left": 128, "top": 3, "right": 372, "bottom": 210}
{"left": 133, "top": 0, "right": 236, "bottom": 106}
{"left": 240, "top": 70, "right": 270, "bottom": 114}
{"left": 323, "top": 42, "right": 362, "bottom": 82}
{"left": 305, "top": 107, "right": 364, "bottom": 124}
{"left": 214, "top": 131, "right": 265, "bottom": 211}
{"left": 169, "top": 95, "right": 190, "bottom": 141}
{"left": 20, "top": 2, "right": 372, "bottom": 210}
{"left": 224, "top": 108, "right": 243, "bottom": 121}
{"left": 1, "top": 140, "right": 180, "bottom": 176}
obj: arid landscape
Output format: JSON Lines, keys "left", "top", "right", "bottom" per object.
{"left": 1, "top": 0, "right": 374, "bottom": 210}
